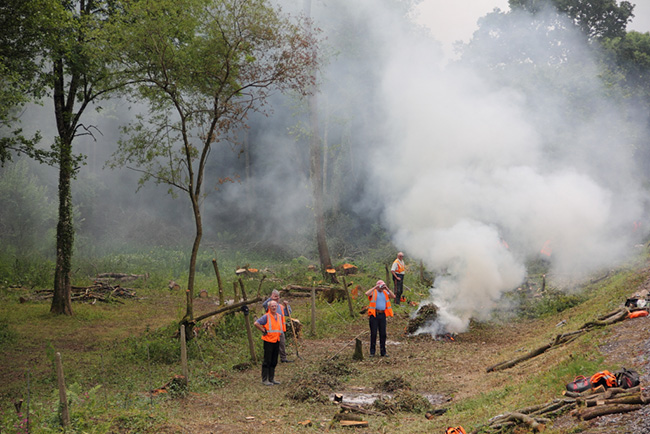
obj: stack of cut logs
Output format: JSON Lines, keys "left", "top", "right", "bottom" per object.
{"left": 470, "top": 385, "right": 648, "bottom": 433}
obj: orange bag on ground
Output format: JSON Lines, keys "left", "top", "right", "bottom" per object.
{"left": 628, "top": 310, "right": 649, "bottom": 319}
{"left": 590, "top": 370, "right": 617, "bottom": 389}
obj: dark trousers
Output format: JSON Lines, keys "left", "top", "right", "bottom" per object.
{"left": 369, "top": 312, "right": 387, "bottom": 356}
{"left": 262, "top": 340, "right": 280, "bottom": 381}
{"left": 393, "top": 273, "right": 404, "bottom": 304}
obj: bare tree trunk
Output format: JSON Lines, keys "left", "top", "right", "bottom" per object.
{"left": 304, "top": 0, "right": 333, "bottom": 274}
{"left": 51, "top": 54, "right": 76, "bottom": 316}
{"left": 52, "top": 137, "right": 74, "bottom": 316}
{"left": 184, "top": 195, "right": 202, "bottom": 323}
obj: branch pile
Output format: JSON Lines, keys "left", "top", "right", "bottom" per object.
{"left": 487, "top": 308, "right": 630, "bottom": 372}
{"left": 33, "top": 282, "right": 137, "bottom": 304}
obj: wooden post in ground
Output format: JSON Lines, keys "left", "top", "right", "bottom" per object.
{"left": 238, "top": 278, "right": 247, "bottom": 300}
{"left": 212, "top": 258, "right": 224, "bottom": 306}
{"left": 180, "top": 326, "right": 189, "bottom": 384}
{"left": 55, "top": 352, "right": 70, "bottom": 428}
{"left": 233, "top": 281, "right": 240, "bottom": 302}
{"left": 342, "top": 277, "right": 355, "bottom": 318}
{"left": 311, "top": 287, "right": 316, "bottom": 336}
{"left": 239, "top": 278, "right": 257, "bottom": 363}
{"left": 26, "top": 370, "right": 31, "bottom": 434}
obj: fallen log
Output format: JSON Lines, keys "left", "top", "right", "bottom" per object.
{"left": 96, "top": 272, "right": 148, "bottom": 281}
{"left": 284, "top": 284, "right": 334, "bottom": 292}
{"left": 577, "top": 403, "right": 642, "bottom": 421}
{"left": 488, "top": 412, "right": 548, "bottom": 432}
{"left": 487, "top": 308, "right": 630, "bottom": 373}
{"left": 586, "top": 394, "right": 647, "bottom": 407}
{"left": 194, "top": 297, "right": 262, "bottom": 323}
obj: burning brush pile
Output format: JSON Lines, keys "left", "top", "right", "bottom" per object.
{"left": 406, "top": 304, "right": 455, "bottom": 341}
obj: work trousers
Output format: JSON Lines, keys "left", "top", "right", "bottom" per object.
{"left": 279, "top": 332, "right": 288, "bottom": 361}
{"left": 393, "top": 273, "right": 404, "bottom": 304}
{"left": 262, "top": 340, "right": 280, "bottom": 380}
{"left": 369, "top": 312, "right": 387, "bottom": 356}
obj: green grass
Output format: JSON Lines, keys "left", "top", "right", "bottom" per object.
{"left": 0, "top": 249, "right": 648, "bottom": 433}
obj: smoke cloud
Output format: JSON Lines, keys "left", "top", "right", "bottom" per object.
{"left": 362, "top": 3, "right": 649, "bottom": 334}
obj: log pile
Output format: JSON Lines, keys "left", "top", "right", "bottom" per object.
{"left": 470, "top": 386, "right": 649, "bottom": 433}
{"left": 283, "top": 285, "right": 347, "bottom": 303}
{"left": 95, "top": 272, "right": 148, "bottom": 282}
{"left": 33, "top": 282, "right": 137, "bottom": 304}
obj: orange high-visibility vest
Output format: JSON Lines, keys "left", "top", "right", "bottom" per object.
{"left": 368, "top": 289, "right": 393, "bottom": 317}
{"left": 446, "top": 427, "right": 466, "bottom": 434}
{"left": 393, "top": 259, "right": 405, "bottom": 273}
{"left": 262, "top": 312, "right": 285, "bottom": 343}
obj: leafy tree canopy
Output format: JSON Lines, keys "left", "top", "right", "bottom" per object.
{"left": 509, "top": 0, "right": 634, "bottom": 40}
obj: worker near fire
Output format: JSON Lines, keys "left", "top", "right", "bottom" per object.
{"left": 391, "top": 252, "right": 406, "bottom": 305}
{"left": 262, "top": 289, "right": 293, "bottom": 363}
{"left": 254, "top": 300, "right": 286, "bottom": 385}
{"left": 366, "top": 280, "right": 395, "bottom": 357}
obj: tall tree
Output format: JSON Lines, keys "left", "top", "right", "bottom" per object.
{"left": 0, "top": 0, "right": 49, "bottom": 164}
{"left": 108, "top": 0, "right": 319, "bottom": 324}
{"left": 1, "top": 0, "right": 122, "bottom": 315}
{"left": 303, "top": 0, "right": 333, "bottom": 275}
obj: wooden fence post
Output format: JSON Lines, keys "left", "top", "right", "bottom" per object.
{"left": 238, "top": 278, "right": 257, "bottom": 363}
{"left": 212, "top": 258, "right": 224, "bottom": 306}
{"left": 55, "top": 352, "right": 70, "bottom": 428}
{"left": 180, "top": 326, "right": 189, "bottom": 384}
{"left": 233, "top": 281, "right": 240, "bottom": 302}
{"left": 342, "top": 276, "right": 355, "bottom": 318}
{"left": 311, "top": 287, "right": 316, "bottom": 336}
{"left": 238, "top": 278, "right": 247, "bottom": 300}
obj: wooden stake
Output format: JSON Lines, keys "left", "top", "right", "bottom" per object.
{"left": 238, "top": 278, "right": 248, "bottom": 300}
{"left": 233, "top": 281, "right": 240, "bottom": 302}
{"left": 180, "top": 326, "right": 189, "bottom": 383}
{"left": 342, "top": 277, "right": 355, "bottom": 318}
{"left": 311, "top": 287, "right": 316, "bottom": 336}
{"left": 239, "top": 280, "right": 257, "bottom": 363}
{"left": 211, "top": 258, "right": 224, "bottom": 306}
{"left": 55, "top": 352, "right": 70, "bottom": 428}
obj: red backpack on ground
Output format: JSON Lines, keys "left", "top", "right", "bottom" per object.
{"left": 446, "top": 427, "right": 467, "bottom": 434}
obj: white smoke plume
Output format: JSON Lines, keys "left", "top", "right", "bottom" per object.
{"left": 364, "top": 4, "right": 649, "bottom": 334}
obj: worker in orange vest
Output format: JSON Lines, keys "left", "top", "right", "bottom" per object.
{"left": 254, "top": 300, "right": 286, "bottom": 385}
{"left": 391, "top": 252, "right": 406, "bottom": 304}
{"left": 365, "top": 280, "right": 395, "bottom": 357}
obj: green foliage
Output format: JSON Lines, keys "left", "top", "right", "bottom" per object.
{"left": 120, "top": 323, "right": 183, "bottom": 365}
{"left": 521, "top": 289, "right": 587, "bottom": 319}
{"left": 0, "top": 160, "right": 56, "bottom": 256}
{"left": 0, "top": 319, "right": 17, "bottom": 346}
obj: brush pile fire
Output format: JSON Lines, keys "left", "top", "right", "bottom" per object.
{"left": 406, "top": 304, "right": 457, "bottom": 341}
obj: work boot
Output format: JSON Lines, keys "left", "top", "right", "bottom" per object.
{"left": 262, "top": 367, "right": 272, "bottom": 386}
{"left": 280, "top": 359, "right": 294, "bottom": 363}
{"left": 269, "top": 368, "right": 280, "bottom": 385}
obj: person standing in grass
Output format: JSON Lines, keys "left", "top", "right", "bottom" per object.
{"left": 254, "top": 300, "right": 285, "bottom": 385}
{"left": 262, "top": 289, "right": 293, "bottom": 363}
{"left": 391, "top": 252, "right": 406, "bottom": 304}
{"left": 366, "top": 280, "right": 394, "bottom": 357}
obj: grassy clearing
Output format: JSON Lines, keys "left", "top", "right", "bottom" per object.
{"left": 0, "top": 249, "right": 648, "bottom": 433}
